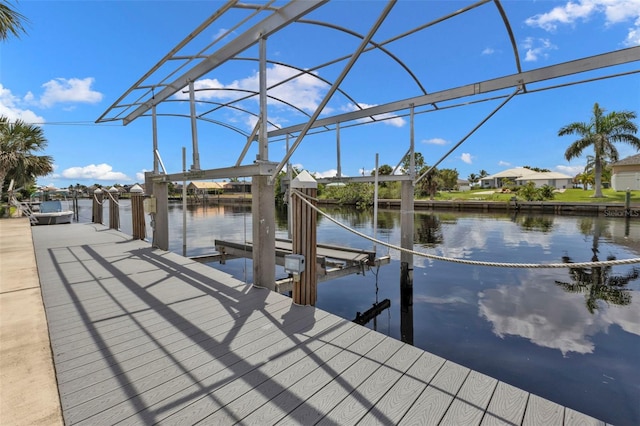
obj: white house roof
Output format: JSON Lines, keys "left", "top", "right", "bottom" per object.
{"left": 482, "top": 167, "right": 539, "bottom": 179}
{"left": 612, "top": 153, "right": 640, "bottom": 166}
{"left": 482, "top": 167, "right": 572, "bottom": 181}
{"left": 187, "top": 181, "right": 227, "bottom": 190}
{"left": 517, "top": 171, "right": 573, "bottom": 180}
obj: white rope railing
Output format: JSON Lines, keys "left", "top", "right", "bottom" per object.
{"left": 93, "top": 192, "right": 105, "bottom": 205}
{"left": 291, "top": 189, "right": 640, "bottom": 269}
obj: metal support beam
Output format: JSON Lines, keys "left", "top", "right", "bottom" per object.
{"left": 150, "top": 162, "right": 278, "bottom": 183}
{"left": 251, "top": 34, "right": 277, "bottom": 292}
{"left": 400, "top": 179, "right": 414, "bottom": 344}
{"left": 415, "top": 86, "right": 520, "bottom": 185}
{"left": 122, "top": 0, "right": 328, "bottom": 125}
{"left": 336, "top": 122, "right": 342, "bottom": 178}
{"left": 188, "top": 80, "right": 201, "bottom": 170}
{"left": 152, "top": 180, "right": 169, "bottom": 251}
{"left": 152, "top": 105, "right": 158, "bottom": 174}
{"left": 252, "top": 175, "right": 276, "bottom": 290}
{"left": 269, "top": 0, "right": 398, "bottom": 183}
{"left": 409, "top": 104, "right": 415, "bottom": 180}
{"left": 268, "top": 46, "right": 640, "bottom": 137}
{"left": 258, "top": 36, "right": 268, "bottom": 161}
{"left": 235, "top": 120, "right": 259, "bottom": 167}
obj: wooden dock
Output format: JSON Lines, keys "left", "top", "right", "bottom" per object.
{"left": 30, "top": 222, "right": 606, "bottom": 425}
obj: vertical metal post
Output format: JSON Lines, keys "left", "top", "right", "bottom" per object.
{"left": 252, "top": 35, "right": 276, "bottom": 290}
{"left": 286, "top": 134, "right": 293, "bottom": 240}
{"left": 152, "top": 181, "right": 169, "bottom": 250}
{"left": 400, "top": 104, "right": 415, "bottom": 344}
{"left": 373, "top": 153, "right": 379, "bottom": 252}
{"left": 291, "top": 171, "right": 317, "bottom": 305}
{"left": 409, "top": 105, "right": 415, "bottom": 179}
{"left": 183, "top": 147, "right": 187, "bottom": 256}
{"left": 259, "top": 36, "right": 268, "bottom": 161}
{"left": 336, "top": 123, "right": 341, "bottom": 178}
{"left": 152, "top": 105, "right": 158, "bottom": 174}
{"left": 189, "top": 80, "right": 201, "bottom": 170}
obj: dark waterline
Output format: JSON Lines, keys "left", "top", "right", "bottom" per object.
{"left": 79, "top": 200, "right": 640, "bottom": 425}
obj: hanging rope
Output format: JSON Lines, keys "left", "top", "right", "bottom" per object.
{"left": 93, "top": 192, "right": 105, "bottom": 205}
{"left": 103, "top": 190, "right": 121, "bottom": 206}
{"left": 291, "top": 189, "right": 640, "bottom": 269}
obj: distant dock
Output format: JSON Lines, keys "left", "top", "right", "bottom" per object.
{"left": 4, "top": 219, "right": 609, "bottom": 425}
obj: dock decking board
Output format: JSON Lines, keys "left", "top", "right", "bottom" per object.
{"left": 29, "top": 223, "right": 606, "bottom": 425}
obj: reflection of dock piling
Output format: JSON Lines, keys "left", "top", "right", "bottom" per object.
{"left": 353, "top": 299, "right": 391, "bottom": 325}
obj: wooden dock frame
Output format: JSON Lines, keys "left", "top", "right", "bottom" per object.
{"left": 202, "top": 238, "right": 391, "bottom": 294}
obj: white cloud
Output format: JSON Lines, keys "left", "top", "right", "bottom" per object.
{"left": 39, "top": 77, "right": 103, "bottom": 108}
{"left": 624, "top": 25, "right": 640, "bottom": 45}
{"left": 0, "top": 84, "right": 45, "bottom": 123}
{"left": 525, "top": 1, "right": 596, "bottom": 31}
{"left": 498, "top": 160, "right": 511, "bottom": 167}
{"left": 461, "top": 153, "right": 473, "bottom": 164}
{"left": 313, "top": 169, "right": 340, "bottom": 178}
{"left": 525, "top": 0, "right": 640, "bottom": 46}
{"left": 136, "top": 169, "right": 150, "bottom": 182}
{"left": 478, "top": 269, "right": 640, "bottom": 356}
{"left": 422, "top": 137, "right": 447, "bottom": 145}
{"left": 521, "top": 37, "right": 557, "bottom": 62}
{"left": 556, "top": 164, "right": 584, "bottom": 176}
{"left": 60, "top": 164, "right": 131, "bottom": 181}
{"left": 481, "top": 47, "right": 495, "bottom": 55}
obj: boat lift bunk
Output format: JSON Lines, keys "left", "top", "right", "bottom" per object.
{"left": 191, "top": 237, "right": 390, "bottom": 293}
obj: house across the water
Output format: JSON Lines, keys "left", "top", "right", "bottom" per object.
{"left": 480, "top": 167, "right": 573, "bottom": 190}
{"left": 611, "top": 153, "right": 640, "bottom": 191}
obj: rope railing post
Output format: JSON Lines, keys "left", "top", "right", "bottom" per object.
{"left": 130, "top": 184, "right": 146, "bottom": 240}
{"left": 291, "top": 171, "right": 318, "bottom": 305}
{"left": 108, "top": 187, "right": 120, "bottom": 230}
{"left": 92, "top": 188, "right": 103, "bottom": 224}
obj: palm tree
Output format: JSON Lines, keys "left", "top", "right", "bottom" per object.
{"left": 468, "top": 173, "right": 478, "bottom": 188}
{"left": 560, "top": 103, "right": 639, "bottom": 198}
{"left": 0, "top": 0, "right": 28, "bottom": 41}
{"left": 0, "top": 116, "right": 54, "bottom": 205}
{"left": 556, "top": 218, "right": 638, "bottom": 313}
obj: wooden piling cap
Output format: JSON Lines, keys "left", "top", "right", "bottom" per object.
{"left": 291, "top": 170, "right": 317, "bottom": 189}
{"left": 130, "top": 184, "right": 143, "bottom": 193}
{"left": 108, "top": 186, "right": 119, "bottom": 193}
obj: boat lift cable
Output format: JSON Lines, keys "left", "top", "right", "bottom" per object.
{"left": 291, "top": 189, "right": 640, "bottom": 269}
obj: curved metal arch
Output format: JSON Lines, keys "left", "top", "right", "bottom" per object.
{"left": 272, "top": 1, "right": 495, "bottom": 113}
{"left": 188, "top": 86, "right": 325, "bottom": 128}
{"left": 492, "top": 0, "right": 523, "bottom": 75}
{"left": 140, "top": 112, "right": 251, "bottom": 138}
{"left": 296, "top": 18, "right": 429, "bottom": 96}
{"left": 196, "top": 58, "right": 363, "bottom": 120}
{"left": 183, "top": 98, "right": 283, "bottom": 133}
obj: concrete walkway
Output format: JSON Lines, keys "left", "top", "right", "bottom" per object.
{"left": 0, "top": 218, "right": 63, "bottom": 426}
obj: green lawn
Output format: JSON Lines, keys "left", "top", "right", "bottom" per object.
{"left": 433, "top": 188, "right": 640, "bottom": 203}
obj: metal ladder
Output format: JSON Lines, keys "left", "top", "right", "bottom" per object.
{"left": 10, "top": 196, "right": 39, "bottom": 225}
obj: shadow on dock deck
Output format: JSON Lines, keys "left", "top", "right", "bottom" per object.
{"left": 18, "top": 221, "right": 608, "bottom": 425}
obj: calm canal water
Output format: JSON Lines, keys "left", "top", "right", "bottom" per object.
{"left": 78, "top": 199, "right": 640, "bottom": 425}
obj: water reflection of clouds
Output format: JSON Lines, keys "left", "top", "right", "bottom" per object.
{"left": 478, "top": 270, "right": 640, "bottom": 356}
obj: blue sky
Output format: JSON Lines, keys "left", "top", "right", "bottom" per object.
{"left": 2, "top": 0, "right": 640, "bottom": 189}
